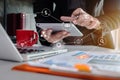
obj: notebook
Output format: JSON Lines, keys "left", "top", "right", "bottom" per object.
{"left": 0, "top": 24, "right": 67, "bottom": 62}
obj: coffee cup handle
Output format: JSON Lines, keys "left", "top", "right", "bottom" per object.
{"left": 31, "top": 32, "right": 38, "bottom": 45}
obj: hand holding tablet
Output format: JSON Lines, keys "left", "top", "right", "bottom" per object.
{"left": 36, "top": 23, "right": 83, "bottom": 36}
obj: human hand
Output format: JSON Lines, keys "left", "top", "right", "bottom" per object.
{"left": 60, "top": 8, "right": 100, "bottom": 29}
{"left": 41, "top": 28, "right": 70, "bottom": 43}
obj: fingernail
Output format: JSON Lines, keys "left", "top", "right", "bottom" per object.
{"left": 41, "top": 34, "right": 43, "bottom": 37}
{"left": 48, "top": 29, "right": 52, "bottom": 33}
{"left": 44, "top": 34, "right": 47, "bottom": 38}
{"left": 63, "top": 31, "right": 67, "bottom": 35}
{"left": 73, "top": 21, "right": 78, "bottom": 25}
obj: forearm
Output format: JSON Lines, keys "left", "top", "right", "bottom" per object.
{"left": 97, "top": 13, "right": 120, "bottom": 32}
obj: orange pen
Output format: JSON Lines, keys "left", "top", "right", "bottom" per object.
{"left": 74, "top": 63, "right": 92, "bottom": 72}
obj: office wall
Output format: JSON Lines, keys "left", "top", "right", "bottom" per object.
{"left": 0, "top": 0, "right": 34, "bottom": 25}
{"left": 6, "top": 0, "right": 33, "bottom": 13}
{"left": 0, "top": 0, "right": 4, "bottom": 23}
{"left": 6, "top": 0, "right": 36, "bottom": 31}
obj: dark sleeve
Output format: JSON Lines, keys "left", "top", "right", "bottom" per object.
{"left": 51, "top": 0, "right": 86, "bottom": 21}
{"left": 33, "top": 0, "right": 54, "bottom": 23}
{"left": 104, "top": 0, "right": 120, "bottom": 13}
{"left": 67, "top": 0, "right": 86, "bottom": 11}
{"left": 33, "top": 0, "right": 53, "bottom": 46}
{"left": 33, "top": 0, "right": 53, "bottom": 13}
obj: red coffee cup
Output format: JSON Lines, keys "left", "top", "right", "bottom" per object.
{"left": 16, "top": 30, "right": 38, "bottom": 47}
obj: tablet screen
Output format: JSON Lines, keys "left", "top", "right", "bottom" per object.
{"left": 36, "top": 23, "right": 83, "bottom": 36}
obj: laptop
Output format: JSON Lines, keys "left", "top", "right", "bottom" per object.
{"left": 0, "top": 24, "right": 68, "bottom": 62}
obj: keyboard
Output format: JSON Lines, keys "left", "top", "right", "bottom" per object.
{"left": 17, "top": 47, "right": 44, "bottom": 54}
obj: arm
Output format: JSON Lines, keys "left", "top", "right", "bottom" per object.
{"left": 36, "top": 25, "right": 70, "bottom": 46}
{"left": 97, "top": 0, "right": 120, "bottom": 32}
{"left": 61, "top": 0, "right": 120, "bottom": 31}
{"left": 33, "top": 0, "right": 80, "bottom": 46}
{"left": 97, "top": 13, "right": 120, "bottom": 33}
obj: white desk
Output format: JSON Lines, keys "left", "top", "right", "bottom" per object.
{"left": 0, "top": 60, "right": 80, "bottom": 80}
{"left": 0, "top": 45, "right": 116, "bottom": 80}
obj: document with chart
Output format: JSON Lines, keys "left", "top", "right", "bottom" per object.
{"left": 28, "top": 50, "right": 120, "bottom": 77}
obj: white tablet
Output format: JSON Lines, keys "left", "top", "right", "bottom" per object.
{"left": 36, "top": 23, "right": 83, "bottom": 36}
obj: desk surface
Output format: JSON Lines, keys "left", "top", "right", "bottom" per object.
{"left": 0, "top": 45, "right": 116, "bottom": 80}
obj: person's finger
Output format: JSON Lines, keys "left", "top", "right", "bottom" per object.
{"left": 60, "top": 16, "right": 75, "bottom": 22}
{"left": 49, "top": 31, "right": 70, "bottom": 43}
{"left": 60, "top": 31, "right": 70, "bottom": 38}
{"left": 45, "top": 28, "right": 52, "bottom": 37}
{"left": 73, "top": 13, "right": 90, "bottom": 26}
{"left": 41, "top": 30, "right": 46, "bottom": 37}
{"left": 41, "top": 29, "right": 52, "bottom": 40}
{"left": 71, "top": 8, "right": 86, "bottom": 17}
{"left": 44, "top": 29, "right": 53, "bottom": 40}
{"left": 61, "top": 32, "right": 70, "bottom": 38}
{"left": 55, "top": 31, "right": 69, "bottom": 39}
{"left": 54, "top": 32, "right": 70, "bottom": 43}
